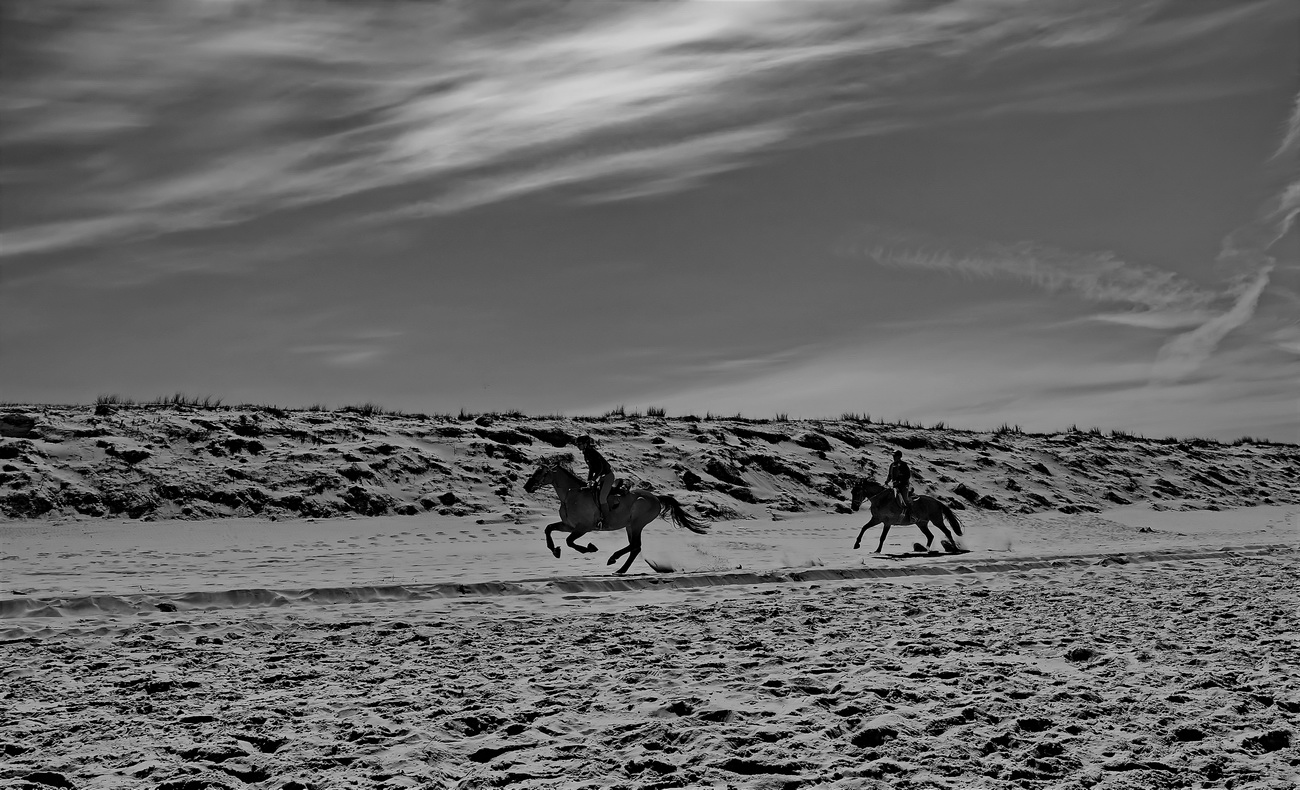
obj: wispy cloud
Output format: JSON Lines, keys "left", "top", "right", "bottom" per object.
{"left": 3, "top": 0, "right": 1293, "bottom": 257}
{"left": 841, "top": 225, "right": 1217, "bottom": 315}
{"left": 1268, "top": 326, "right": 1300, "bottom": 355}
{"left": 1151, "top": 90, "right": 1300, "bottom": 381}
{"left": 1151, "top": 265, "right": 1274, "bottom": 381}
{"left": 290, "top": 329, "right": 402, "bottom": 368}
{"left": 841, "top": 77, "right": 1299, "bottom": 385}
{"left": 1087, "top": 312, "right": 1213, "bottom": 330}
{"left": 643, "top": 324, "right": 1299, "bottom": 441}
{"left": 843, "top": 178, "right": 1294, "bottom": 384}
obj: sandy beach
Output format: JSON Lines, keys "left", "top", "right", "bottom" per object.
{"left": 6, "top": 3, "right": 1300, "bottom": 787}
{"left": 3, "top": 505, "right": 1297, "bottom": 789}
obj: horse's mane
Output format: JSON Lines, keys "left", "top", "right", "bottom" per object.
{"left": 538, "top": 452, "right": 576, "bottom": 471}
{"left": 852, "top": 477, "right": 883, "bottom": 493}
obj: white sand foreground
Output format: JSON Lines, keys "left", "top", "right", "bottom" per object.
{"left": 1, "top": 506, "right": 1297, "bottom": 789}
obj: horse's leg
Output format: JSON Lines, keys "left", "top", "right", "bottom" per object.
{"left": 544, "top": 522, "right": 570, "bottom": 559}
{"left": 566, "top": 530, "right": 598, "bottom": 554}
{"left": 874, "top": 521, "right": 893, "bottom": 553}
{"left": 607, "top": 524, "right": 634, "bottom": 567}
{"left": 854, "top": 515, "right": 882, "bottom": 550}
{"left": 916, "top": 520, "right": 936, "bottom": 550}
{"left": 611, "top": 525, "right": 645, "bottom": 575}
{"left": 931, "top": 510, "right": 956, "bottom": 549}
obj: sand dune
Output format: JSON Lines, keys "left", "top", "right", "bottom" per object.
{"left": 2, "top": 405, "right": 1295, "bottom": 523}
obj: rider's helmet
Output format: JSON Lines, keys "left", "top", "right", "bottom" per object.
{"left": 893, "top": 450, "right": 903, "bottom": 459}
{"left": 576, "top": 435, "right": 595, "bottom": 449}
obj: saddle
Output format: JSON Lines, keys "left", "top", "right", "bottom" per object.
{"left": 583, "top": 479, "right": 631, "bottom": 506}
{"left": 887, "top": 487, "right": 914, "bottom": 515}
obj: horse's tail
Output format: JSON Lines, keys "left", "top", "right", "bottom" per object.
{"left": 656, "top": 494, "right": 710, "bottom": 535}
{"left": 940, "top": 503, "right": 963, "bottom": 536}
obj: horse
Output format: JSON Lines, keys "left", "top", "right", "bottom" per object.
{"left": 849, "top": 478, "right": 964, "bottom": 554}
{"left": 523, "top": 459, "right": 710, "bottom": 574}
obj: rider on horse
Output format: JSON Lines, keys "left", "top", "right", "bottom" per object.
{"left": 885, "top": 449, "right": 914, "bottom": 519}
{"left": 576, "top": 435, "right": 615, "bottom": 528}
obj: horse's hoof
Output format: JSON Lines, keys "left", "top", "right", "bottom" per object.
{"left": 551, "top": 547, "right": 561, "bottom": 558}
{"left": 853, "top": 543, "right": 861, "bottom": 550}
{"left": 605, "top": 556, "right": 616, "bottom": 565}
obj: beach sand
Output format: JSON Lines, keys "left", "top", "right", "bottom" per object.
{"left": 2, "top": 506, "right": 1297, "bottom": 789}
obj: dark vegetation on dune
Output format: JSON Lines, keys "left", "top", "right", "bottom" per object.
{"left": 0, "top": 403, "right": 1295, "bottom": 521}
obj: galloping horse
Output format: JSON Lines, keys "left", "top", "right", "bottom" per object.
{"left": 523, "top": 459, "right": 709, "bottom": 574}
{"left": 850, "top": 478, "right": 964, "bottom": 554}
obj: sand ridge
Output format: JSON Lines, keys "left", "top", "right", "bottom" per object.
{"left": 0, "top": 543, "right": 1291, "bottom": 626}
{"left": 2, "top": 405, "right": 1296, "bottom": 523}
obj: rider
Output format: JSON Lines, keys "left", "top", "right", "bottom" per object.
{"left": 885, "top": 449, "right": 914, "bottom": 519}
{"left": 576, "top": 435, "right": 615, "bottom": 528}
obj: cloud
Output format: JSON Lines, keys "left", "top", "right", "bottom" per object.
{"left": 378, "top": 126, "right": 790, "bottom": 218}
{"left": 1268, "top": 326, "right": 1300, "bottom": 355}
{"left": 1151, "top": 89, "right": 1299, "bottom": 380}
{"left": 291, "top": 345, "right": 384, "bottom": 367}
{"left": 0, "top": 217, "right": 139, "bottom": 258}
{"left": 1087, "top": 312, "right": 1213, "bottom": 329}
{"left": 844, "top": 208, "right": 1288, "bottom": 384}
{"left": 1275, "top": 90, "right": 1300, "bottom": 161}
{"left": 638, "top": 324, "right": 1298, "bottom": 441}
{"left": 841, "top": 224, "right": 1217, "bottom": 314}
{"left": 847, "top": 79, "right": 1299, "bottom": 385}
{"left": 290, "top": 329, "right": 402, "bottom": 368}
{"left": 1151, "top": 266, "right": 1273, "bottom": 381}
{"left": 3, "top": 0, "right": 1294, "bottom": 257}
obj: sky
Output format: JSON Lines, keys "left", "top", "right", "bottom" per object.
{"left": 2, "top": 0, "right": 1297, "bottom": 442}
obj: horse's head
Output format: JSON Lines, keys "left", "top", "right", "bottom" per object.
{"left": 523, "top": 463, "right": 552, "bottom": 494}
{"left": 523, "top": 454, "right": 575, "bottom": 493}
{"left": 850, "top": 478, "right": 883, "bottom": 512}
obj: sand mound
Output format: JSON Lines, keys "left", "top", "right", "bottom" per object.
{"left": 2, "top": 405, "right": 1294, "bottom": 522}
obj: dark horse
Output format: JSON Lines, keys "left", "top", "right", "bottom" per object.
{"left": 850, "top": 478, "right": 964, "bottom": 553}
{"left": 523, "top": 459, "right": 709, "bottom": 574}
